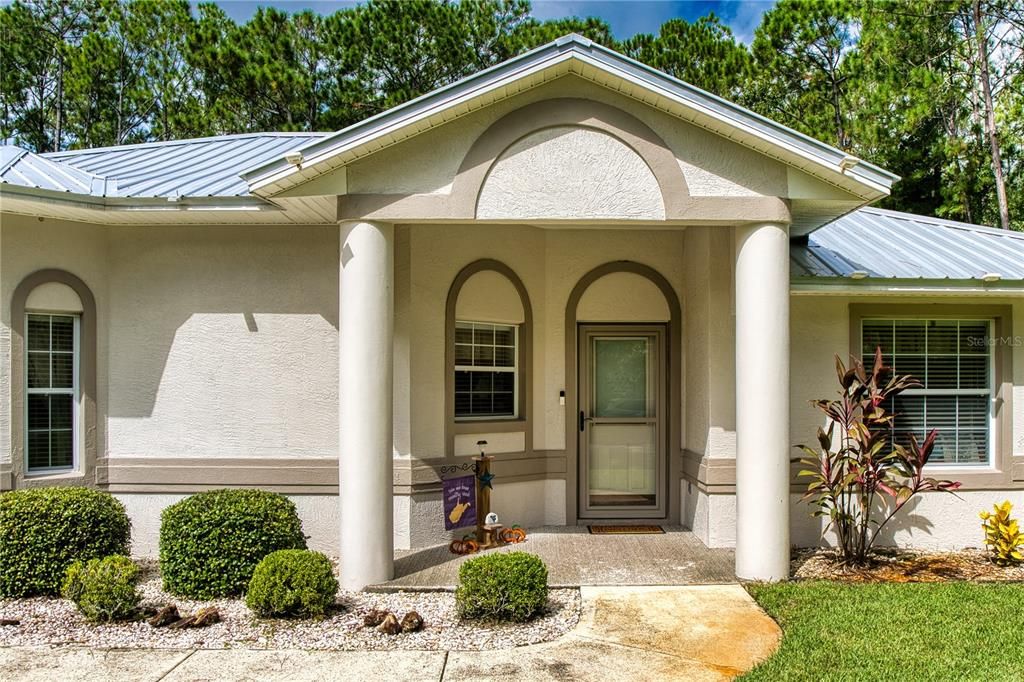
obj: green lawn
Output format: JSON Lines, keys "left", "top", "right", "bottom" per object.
{"left": 742, "top": 581, "right": 1024, "bottom": 682}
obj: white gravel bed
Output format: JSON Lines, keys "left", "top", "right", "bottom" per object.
{"left": 0, "top": 560, "right": 581, "bottom": 651}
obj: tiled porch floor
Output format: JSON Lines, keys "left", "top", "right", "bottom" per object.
{"left": 371, "top": 526, "right": 736, "bottom": 590}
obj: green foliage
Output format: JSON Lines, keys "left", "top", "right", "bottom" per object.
{"left": 245, "top": 549, "right": 338, "bottom": 618}
{"left": 456, "top": 551, "right": 548, "bottom": 622}
{"left": 798, "top": 350, "right": 961, "bottom": 565}
{"left": 61, "top": 555, "right": 141, "bottom": 623}
{"left": 622, "top": 15, "right": 752, "bottom": 99}
{"left": 0, "top": 487, "right": 131, "bottom": 598}
{"left": 159, "top": 489, "right": 306, "bottom": 599}
{"left": 2, "top": 0, "right": 1022, "bottom": 230}
{"left": 980, "top": 501, "right": 1024, "bottom": 566}
{"left": 744, "top": 581, "right": 1024, "bottom": 681}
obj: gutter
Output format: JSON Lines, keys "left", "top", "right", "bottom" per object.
{"left": 241, "top": 34, "right": 899, "bottom": 199}
{"left": 0, "top": 184, "right": 281, "bottom": 213}
{"left": 791, "top": 277, "right": 1024, "bottom": 296}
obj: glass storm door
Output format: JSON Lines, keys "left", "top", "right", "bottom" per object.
{"left": 578, "top": 325, "right": 666, "bottom": 518}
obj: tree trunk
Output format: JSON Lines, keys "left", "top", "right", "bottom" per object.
{"left": 973, "top": 0, "right": 1010, "bottom": 229}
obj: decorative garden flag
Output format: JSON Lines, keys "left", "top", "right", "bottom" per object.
{"left": 443, "top": 475, "right": 476, "bottom": 530}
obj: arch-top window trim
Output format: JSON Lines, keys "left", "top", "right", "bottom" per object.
{"left": 9, "top": 269, "right": 98, "bottom": 487}
{"left": 25, "top": 312, "right": 83, "bottom": 474}
{"left": 444, "top": 259, "right": 533, "bottom": 458}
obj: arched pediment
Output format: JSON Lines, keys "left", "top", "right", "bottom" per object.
{"left": 454, "top": 98, "right": 689, "bottom": 221}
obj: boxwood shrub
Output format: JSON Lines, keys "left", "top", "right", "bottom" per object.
{"left": 62, "top": 555, "right": 141, "bottom": 623}
{"left": 0, "top": 487, "right": 131, "bottom": 598}
{"left": 246, "top": 549, "right": 338, "bottom": 618}
{"left": 159, "top": 489, "right": 306, "bottom": 598}
{"left": 456, "top": 551, "right": 548, "bottom": 622}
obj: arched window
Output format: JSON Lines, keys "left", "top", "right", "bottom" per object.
{"left": 445, "top": 260, "right": 533, "bottom": 456}
{"left": 11, "top": 270, "right": 97, "bottom": 484}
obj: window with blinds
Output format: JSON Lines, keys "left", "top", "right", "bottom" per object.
{"left": 26, "top": 313, "right": 78, "bottom": 472}
{"left": 862, "top": 319, "right": 992, "bottom": 466}
{"left": 454, "top": 321, "right": 518, "bottom": 419}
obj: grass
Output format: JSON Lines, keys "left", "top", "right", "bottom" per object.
{"left": 742, "top": 581, "right": 1024, "bottom": 682}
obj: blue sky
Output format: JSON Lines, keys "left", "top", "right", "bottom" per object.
{"left": 212, "top": 1, "right": 776, "bottom": 44}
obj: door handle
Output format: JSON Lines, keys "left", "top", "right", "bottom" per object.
{"left": 579, "top": 411, "right": 593, "bottom": 432}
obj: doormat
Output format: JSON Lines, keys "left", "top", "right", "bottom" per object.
{"left": 588, "top": 525, "right": 664, "bottom": 535}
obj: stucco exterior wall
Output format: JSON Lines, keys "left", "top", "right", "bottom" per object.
{"left": 1, "top": 215, "right": 339, "bottom": 469}
{"left": 477, "top": 126, "right": 665, "bottom": 220}
{"left": 1, "top": 216, "right": 111, "bottom": 474}
{"left": 403, "top": 223, "right": 688, "bottom": 459}
{"left": 104, "top": 225, "right": 338, "bottom": 459}
{"left": 344, "top": 76, "right": 848, "bottom": 202}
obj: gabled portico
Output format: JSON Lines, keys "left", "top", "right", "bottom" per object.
{"left": 262, "top": 36, "right": 896, "bottom": 588}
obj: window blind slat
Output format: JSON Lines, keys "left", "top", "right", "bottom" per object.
{"left": 864, "top": 318, "right": 992, "bottom": 466}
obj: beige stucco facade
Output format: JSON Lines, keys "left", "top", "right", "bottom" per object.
{"left": 2, "top": 55, "right": 1021, "bottom": 584}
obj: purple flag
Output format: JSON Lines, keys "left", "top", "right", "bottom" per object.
{"left": 443, "top": 475, "right": 476, "bottom": 530}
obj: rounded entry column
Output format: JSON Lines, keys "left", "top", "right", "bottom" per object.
{"left": 339, "top": 220, "right": 394, "bottom": 590}
{"left": 734, "top": 222, "right": 791, "bottom": 581}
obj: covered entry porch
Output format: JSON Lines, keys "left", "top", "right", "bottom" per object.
{"left": 377, "top": 526, "right": 736, "bottom": 590}
{"left": 338, "top": 219, "right": 792, "bottom": 589}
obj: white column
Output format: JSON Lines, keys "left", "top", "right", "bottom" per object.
{"left": 734, "top": 222, "right": 790, "bottom": 581}
{"left": 339, "top": 220, "right": 394, "bottom": 590}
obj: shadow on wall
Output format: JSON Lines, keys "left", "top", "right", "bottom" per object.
{"left": 101, "top": 224, "right": 339, "bottom": 421}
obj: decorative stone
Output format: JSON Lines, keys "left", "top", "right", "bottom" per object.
{"left": 147, "top": 605, "right": 181, "bottom": 628}
{"left": 400, "top": 611, "right": 423, "bottom": 633}
{"left": 377, "top": 612, "right": 402, "bottom": 635}
{"left": 363, "top": 608, "right": 389, "bottom": 627}
{"left": 168, "top": 606, "right": 220, "bottom": 629}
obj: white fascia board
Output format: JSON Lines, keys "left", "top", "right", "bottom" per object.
{"left": 244, "top": 52, "right": 576, "bottom": 196}
{"left": 791, "top": 280, "right": 1024, "bottom": 296}
{"left": 243, "top": 35, "right": 897, "bottom": 201}
{"left": 0, "top": 184, "right": 279, "bottom": 215}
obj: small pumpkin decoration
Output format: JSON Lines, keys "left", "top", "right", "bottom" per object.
{"left": 499, "top": 525, "right": 527, "bottom": 544}
{"left": 449, "top": 534, "right": 480, "bottom": 555}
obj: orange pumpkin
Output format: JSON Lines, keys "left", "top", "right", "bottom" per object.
{"left": 499, "top": 526, "right": 527, "bottom": 544}
{"left": 449, "top": 535, "right": 480, "bottom": 555}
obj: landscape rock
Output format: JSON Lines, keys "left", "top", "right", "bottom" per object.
{"left": 147, "top": 605, "right": 181, "bottom": 628}
{"left": 377, "top": 612, "right": 402, "bottom": 635}
{"left": 168, "top": 607, "right": 220, "bottom": 629}
{"left": 363, "top": 609, "right": 389, "bottom": 627}
{"left": 400, "top": 611, "right": 424, "bottom": 633}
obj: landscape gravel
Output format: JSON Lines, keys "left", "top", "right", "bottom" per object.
{"left": 0, "top": 560, "right": 581, "bottom": 651}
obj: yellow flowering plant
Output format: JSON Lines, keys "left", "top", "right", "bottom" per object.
{"left": 980, "top": 501, "right": 1024, "bottom": 566}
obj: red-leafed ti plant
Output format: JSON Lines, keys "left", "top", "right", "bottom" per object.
{"left": 798, "top": 348, "right": 961, "bottom": 566}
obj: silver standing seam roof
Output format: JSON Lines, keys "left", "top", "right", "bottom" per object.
{"left": 2, "top": 132, "right": 326, "bottom": 198}
{"left": 792, "top": 207, "right": 1024, "bottom": 282}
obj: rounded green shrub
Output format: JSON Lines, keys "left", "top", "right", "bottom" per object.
{"left": 0, "top": 487, "right": 131, "bottom": 598}
{"left": 159, "top": 488, "right": 306, "bottom": 598}
{"left": 61, "top": 555, "right": 141, "bottom": 623}
{"left": 456, "top": 551, "right": 548, "bottom": 622}
{"left": 246, "top": 549, "right": 338, "bottom": 618}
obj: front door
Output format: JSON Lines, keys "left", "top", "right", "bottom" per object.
{"left": 578, "top": 324, "right": 666, "bottom": 519}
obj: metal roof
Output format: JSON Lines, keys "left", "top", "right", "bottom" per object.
{"left": 0, "top": 146, "right": 112, "bottom": 195}
{"left": 243, "top": 33, "right": 897, "bottom": 203}
{"left": 12, "top": 133, "right": 327, "bottom": 198}
{"left": 792, "top": 207, "right": 1024, "bottom": 282}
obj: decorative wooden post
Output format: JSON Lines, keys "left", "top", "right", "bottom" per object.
{"left": 473, "top": 440, "right": 502, "bottom": 548}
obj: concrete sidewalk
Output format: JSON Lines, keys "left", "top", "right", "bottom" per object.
{"left": 0, "top": 586, "right": 780, "bottom": 681}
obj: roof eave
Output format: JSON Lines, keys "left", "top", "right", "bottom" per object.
{"left": 241, "top": 34, "right": 897, "bottom": 200}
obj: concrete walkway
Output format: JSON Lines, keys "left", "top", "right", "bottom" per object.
{"left": 0, "top": 585, "right": 780, "bottom": 681}
{"left": 380, "top": 526, "right": 736, "bottom": 589}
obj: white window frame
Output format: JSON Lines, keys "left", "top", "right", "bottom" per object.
{"left": 454, "top": 320, "right": 519, "bottom": 421}
{"left": 861, "top": 317, "right": 995, "bottom": 468}
{"left": 25, "top": 312, "right": 81, "bottom": 475}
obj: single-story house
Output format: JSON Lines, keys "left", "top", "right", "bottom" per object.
{"left": 2, "top": 35, "right": 1022, "bottom": 589}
